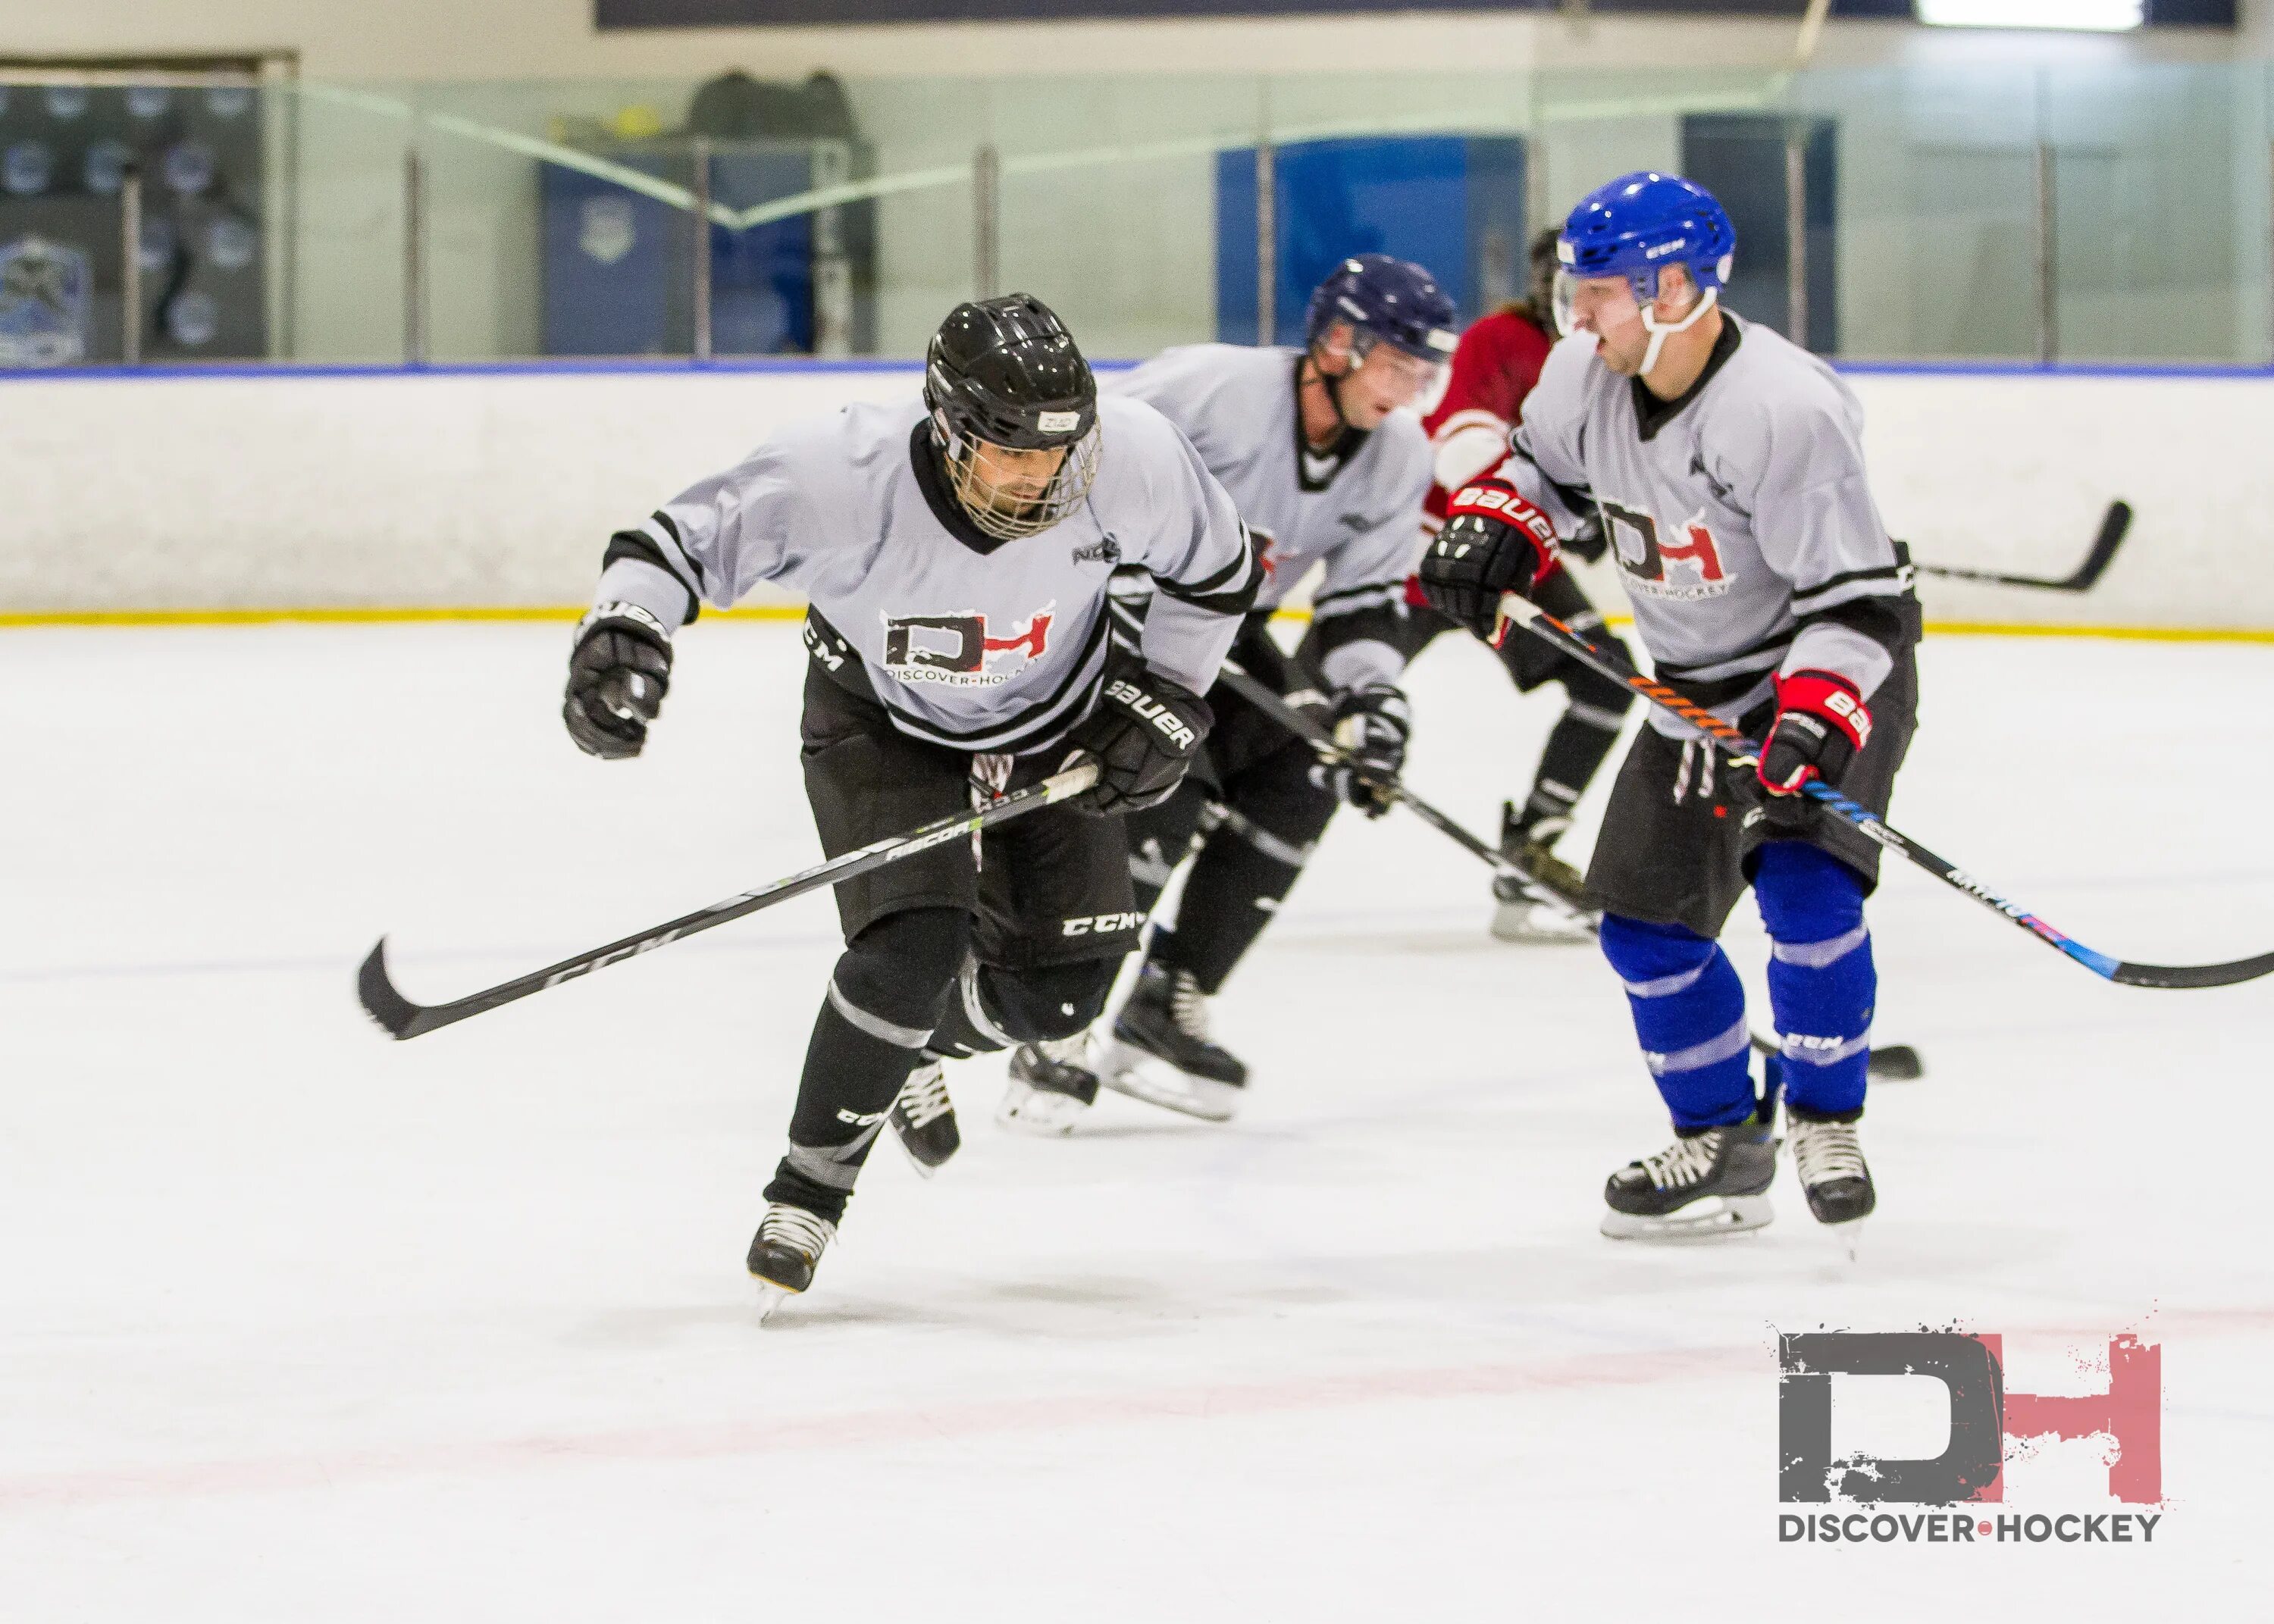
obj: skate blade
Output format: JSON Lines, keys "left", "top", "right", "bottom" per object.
{"left": 1096, "top": 1041, "right": 1242, "bottom": 1122}
{"left": 750, "top": 1276, "right": 799, "bottom": 1324}
{"left": 995, "top": 1078, "right": 1088, "bottom": 1137}
{"left": 1600, "top": 1194, "right": 1774, "bottom": 1242}
{"left": 889, "top": 1124, "right": 955, "bottom": 1179}
{"left": 1490, "top": 900, "right": 1596, "bottom": 944}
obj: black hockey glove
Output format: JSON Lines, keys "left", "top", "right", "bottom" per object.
{"left": 1562, "top": 509, "right": 1609, "bottom": 566}
{"left": 1417, "top": 477, "right": 1561, "bottom": 640}
{"left": 1067, "top": 663, "right": 1213, "bottom": 817}
{"left": 1319, "top": 684, "right": 1411, "bottom": 818}
{"left": 563, "top": 601, "right": 674, "bottom": 759}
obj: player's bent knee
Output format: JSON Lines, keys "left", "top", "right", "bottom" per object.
{"left": 982, "top": 959, "right": 1116, "bottom": 1041}
{"left": 838, "top": 906, "right": 972, "bottom": 1028}
{"left": 1565, "top": 661, "right": 1635, "bottom": 723}
{"left": 1598, "top": 912, "right": 1718, "bottom": 984}
{"left": 1752, "top": 841, "right": 1866, "bottom": 946}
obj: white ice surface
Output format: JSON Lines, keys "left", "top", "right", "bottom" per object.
{"left": 3, "top": 623, "right": 2268, "bottom": 1619}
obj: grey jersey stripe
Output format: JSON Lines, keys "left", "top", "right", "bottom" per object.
{"left": 827, "top": 976, "right": 934, "bottom": 1050}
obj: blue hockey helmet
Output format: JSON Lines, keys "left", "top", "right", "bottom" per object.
{"left": 1303, "top": 253, "right": 1458, "bottom": 365}
{"left": 1558, "top": 171, "right": 1736, "bottom": 301}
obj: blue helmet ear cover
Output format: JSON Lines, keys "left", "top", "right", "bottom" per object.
{"left": 1558, "top": 171, "right": 1737, "bottom": 305}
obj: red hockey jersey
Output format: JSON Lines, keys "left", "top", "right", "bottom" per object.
{"left": 1418, "top": 306, "right": 1556, "bottom": 537}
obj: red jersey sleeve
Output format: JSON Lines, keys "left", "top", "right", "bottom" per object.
{"left": 1419, "top": 310, "right": 1555, "bottom": 527}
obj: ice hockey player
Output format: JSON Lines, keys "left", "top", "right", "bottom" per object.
{"left": 1417, "top": 174, "right": 1918, "bottom": 1239}
{"left": 993, "top": 253, "right": 1451, "bottom": 1133}
{"left": 1304, "top": 227, "right": 1638, "bottom": 943}
{"left": 560, "top": 294, "right": 1260, "bottom": 1315}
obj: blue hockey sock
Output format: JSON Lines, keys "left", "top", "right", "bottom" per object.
{"left": 1598, "top": 912, "right": 1756, "bottom": 1131}
{"left": 1753, "top": 840, "right": 1875, "bottom": 1119}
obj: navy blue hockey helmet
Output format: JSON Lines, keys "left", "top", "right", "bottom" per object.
{"left": 1303, "top": 254, "right": 1458, "bottom": 365}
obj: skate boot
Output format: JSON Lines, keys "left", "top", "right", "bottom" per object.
{"left": 1096, "top": 961, "right": 1247, "bottom": 1122}
{"left": 1601, "top": 1112, "right": 1780, "bottom": 1240}
{"left": 747, "top": 1201, "right": 837, "bottom": 1322}
{"left": 887, "top": 1058, "right": 959, "bottom": 1176}
{"left": 998, "top": 1033, "right": 1100, "bottom": 1135}
{"left": 1787, "top": 1109, "right": 1875, "bottom": 1235}
{"left": 1490, "top": 806, "right": 1599, "bottom": 944}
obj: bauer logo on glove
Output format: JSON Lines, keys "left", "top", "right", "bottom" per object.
{"left": 1416, "top": 476, "right": 1561, "bottom": 640}
{"left": 1756, "top": 668, "right": 1872, "bottom": 796}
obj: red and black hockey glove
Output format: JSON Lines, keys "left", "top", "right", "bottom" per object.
{"left": 563, "top": 601, "right": 674, "bottom": 759}
{"left": 1067, "top": 662, "right": 1214, "bottom": 817}
{"left": 1416, "top": 477, "right": 1561, "bottom": 640}
{"left": 1756, "top": 669, "right": 1872, "bottom": 797}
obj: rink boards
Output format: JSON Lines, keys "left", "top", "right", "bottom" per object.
{"left": 2, "top": 358, "right": 2268, "bottom": 633}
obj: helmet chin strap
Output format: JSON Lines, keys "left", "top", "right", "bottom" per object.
{"left": 1638, "top": 285, "right": 1718, "bottom": 380}
{"left": 1305, "top": 340, "right": 1365, "bottom": 442}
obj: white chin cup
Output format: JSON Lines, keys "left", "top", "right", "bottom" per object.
{"left": 1638, "top": 285, "right": 1718, "bottom": 379}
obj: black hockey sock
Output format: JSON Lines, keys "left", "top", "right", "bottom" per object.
{"left": 1515, "top": 696, "right": 1627, "bottom": 841}
{"left": 766, "top": 911, "right": 966, "bottom": 1221}
{"left": 1149, "top": 808, "right": 1316, "bottom": 995}
{"left": 1122, "top": 781, "right": 1210, "bottom": 918}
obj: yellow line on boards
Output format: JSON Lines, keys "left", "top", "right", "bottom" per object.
{"left": 5, "top": 605, "right": 2274, "bottom": 645}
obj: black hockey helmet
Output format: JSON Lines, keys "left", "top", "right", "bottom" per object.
{"left": 923, "top": 293, "right": 1101, "bottom": 539}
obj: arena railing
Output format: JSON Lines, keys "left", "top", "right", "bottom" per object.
{"left": 2, "top": 60, "right": 2271, "bottom": 371}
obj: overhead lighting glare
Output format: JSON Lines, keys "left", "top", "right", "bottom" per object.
{"left": 1917, "top": 0, "right": 2144, "bottom": 29}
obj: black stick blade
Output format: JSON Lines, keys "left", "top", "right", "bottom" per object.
{"left": 2113, "top": 948, "right": 2274, "bottom": 990}
{"left": 358, "top": 938, "right": 436, "bottom": 1040}
{"left": 1869, "top": 1044, "right": 1925, "bottom": 1081}
{"left": 2064, "top": 499, "right": 2132, "bottom": 592}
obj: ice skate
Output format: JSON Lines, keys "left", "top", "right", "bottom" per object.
{"left": 997, "top": 1033, "right": 1100, "bottom": 1135}
{"left": 1490, "top": 806, "right": 1599, "bottom": 943}
{"left": 1601, "top": 1113, "right": 1780, "bottom": 1240}
{"left": 1096, "top": 961, "right": 1247, "bottom": 1122}
{"left": 747, "top": 1201, "right": 837, "bottom": 1322}
{"left": 887, "top": 1059, "right": 959, "bottom": 1175}
{"left": 1788, "top": 1111, "right": 1875, "bottom": 1251}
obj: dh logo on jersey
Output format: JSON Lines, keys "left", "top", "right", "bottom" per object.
{"left": 1602, "top": 500, "right": 1733, "bottom": 602}
{"left": 1774, "top": 1330, "right": 2163, "bottom": 1545}
{"left": 882, "top": 605, "right": 1053, "bottom": 687}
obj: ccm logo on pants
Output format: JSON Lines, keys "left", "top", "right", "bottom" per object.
{"left": 1063, "top": 911, "right": 1145, "bottom": 937}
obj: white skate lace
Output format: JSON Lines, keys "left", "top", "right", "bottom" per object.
{"left": 1168, "top": 970, "right": 1212, "bottom": 1040}
{"left": 895, "top": 1063, "right": 954, "bottom": 1130}
{"left": 757, "top": 1203, "right": 835, "bottom": 1263}
{"left": 1790, "top": 1119, "right": 1867, "bottom": 1188}
{"left": 1640, "top": 1129, "right": 1723, "bottom": 1192}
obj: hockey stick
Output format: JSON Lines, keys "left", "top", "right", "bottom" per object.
{"left": 356, "top": 761, "right": 1101, "bottom": 1040}
{"left": 1497, "top": 594, "right": 2274, "bottom": 990}
{"left": 1218, "top": 662, "right": 1924, "bottom": 1078}
{"left": 1914, "top": 499, "right": 2131, "bottom": 593}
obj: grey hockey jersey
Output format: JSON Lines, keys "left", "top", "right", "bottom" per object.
{"left": 1109, "top": 343, "right": 1433, "bottom": 691}
{"left": 590, "top": 393, "right": 1261, "bottom": 755}
{"left": 1507, "top": 318, "right": 1915, "bottom": 736}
